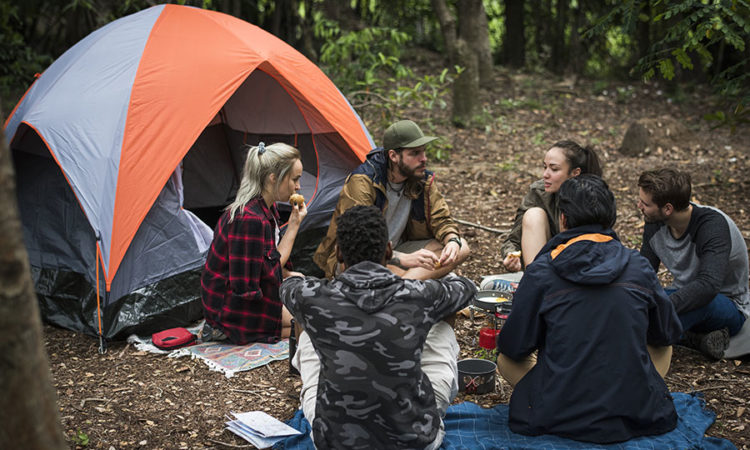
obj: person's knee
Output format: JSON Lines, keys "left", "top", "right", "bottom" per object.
{"left": 647, "top": 345, "right": 672, "bottom": 379}
{"left": 522, "top": 207, "right": 548, "bottom": 229}
{"left": 294, "top": 332, "right": 320, "bottom": 421}
{"left": 422, "top": 322, "right": 459, "bottom": 415}
{"left": 496, "top": 352, "right": 535, "bottom": 387}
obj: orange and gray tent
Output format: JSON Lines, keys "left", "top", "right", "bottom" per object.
{"left": 4, "top": 4, "right": 374, "bottom": 341}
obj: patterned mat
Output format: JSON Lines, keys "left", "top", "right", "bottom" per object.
{"left": 170, "top": 340, "right": 289, "bottom": 378}
{"left": 274, "top": 392, "right": 736, "bottom": 449}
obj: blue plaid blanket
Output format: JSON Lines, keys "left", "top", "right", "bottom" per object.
{"left": 274, "top": 392, "right": 735, "bottom": 449}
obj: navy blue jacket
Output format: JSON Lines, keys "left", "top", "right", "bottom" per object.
{"left": 498, "top": 225, "right": 682, "bottom": 444}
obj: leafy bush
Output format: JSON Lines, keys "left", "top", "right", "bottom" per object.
{"left": 318, "top": 25, "right": 414, "bottom": 93}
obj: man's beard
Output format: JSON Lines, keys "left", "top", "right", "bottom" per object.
{"left": 397, "top": 159, "right": 425, "bottom": 182}
{"left": 642, "top": 211, "right": 665, "bottom": 224}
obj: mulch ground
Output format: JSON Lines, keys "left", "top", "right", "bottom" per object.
{"left": 44, "top": 68, "right": 749, "bottom": 448}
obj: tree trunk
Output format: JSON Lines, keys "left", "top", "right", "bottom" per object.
{"left": 0, "top": 119, "right": 66, "bottom": 448}
{"left": 503, "top": 0, "right": 526, "bottom": 68}
{"left": 457, "top": 0, "right": 493, "bottom": 86}
{"left": 636, "top": 0, "right": 651, "bottom": 64}
{"left": 452, "top": 38, "right": 480, "bottom": 127}
{"left": 549, "top": 0, "right": 569, "bottom": 74}
{"left": 431, "top": 0, "right": 458, "bottom": 65}
{"left": 535, "top": 0, "right": 551, "bottom": 61}
{"left": 568, "top": 3, "right": 584, "bottom": 74}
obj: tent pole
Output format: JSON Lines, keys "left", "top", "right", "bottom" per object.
{"left": 219, "top": 108, "right": 241, "bottom": 187}
{"left": 95, "top": 236, "right": 107, "bottom": 354}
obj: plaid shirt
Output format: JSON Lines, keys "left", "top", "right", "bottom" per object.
{"left": 201, "top": 196, "right": 290, "bottom": 344}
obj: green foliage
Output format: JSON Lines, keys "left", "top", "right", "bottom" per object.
{"left": 0, "top": 2, "right": 53, "bottom": 105}
{"left": 475, "top": 347, "right": 497, "bottom": 361}
{"left": 319, "top": 25, "right": 413, "bottom": 93}
{"left": 497, "top": 155, "right": 520, "bottom": 171}
{"left": 704, "top": 101, "right": 750, "bottom": 133}
{"left": 587, "top": 0, "right": 750, "bottom": 130}
{"left": 483, "top": 0, "right": 506, "bottom": 54}
{"left": 321, "top": 24, "right": 463, "bottom": 162}
{"left": 71, "top": 429, "right": 89, "bottom": 446}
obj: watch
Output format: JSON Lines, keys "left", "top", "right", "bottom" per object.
{"left": 447, "top": 237, "right": 462, "bottom": 249}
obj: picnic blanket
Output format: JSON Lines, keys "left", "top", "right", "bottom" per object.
{"left": 127, "top": 325, "right": 289, "bottom": 378}
{"left": 170, "top": 340, "right": 289, "bottom": 378}
{"left": 273, "top": 392, "right": 736, "bottom": 449}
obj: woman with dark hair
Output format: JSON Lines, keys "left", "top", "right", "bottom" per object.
{"left": 201, "top": 142, "right": 306, "bottom": 344}
{"left": 501, "top": 140, "right": 602, "bottom": 271}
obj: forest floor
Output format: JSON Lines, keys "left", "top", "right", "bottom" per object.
{"left": 42, "top": 65, "right": 750, "bottom": 449}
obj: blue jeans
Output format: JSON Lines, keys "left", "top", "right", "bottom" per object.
{"left": 667, "top": 288, "right": 746, "bottom": 336}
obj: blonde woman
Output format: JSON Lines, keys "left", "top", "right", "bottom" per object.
{"left": 201, "top": 142, "right": 306, "bottom": 344}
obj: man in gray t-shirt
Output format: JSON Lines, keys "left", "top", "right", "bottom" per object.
{"left": 638, "top": 168, "right": 748, "bottom": 359}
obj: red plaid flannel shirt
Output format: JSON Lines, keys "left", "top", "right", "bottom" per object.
{"left": 200, "top": 196, "right": 291, "bottom": 344}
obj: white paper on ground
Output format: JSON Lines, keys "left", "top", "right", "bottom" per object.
{"left": 224, "top": 410, "right": 302, "bottom": 448}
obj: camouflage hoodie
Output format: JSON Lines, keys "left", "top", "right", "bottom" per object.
{"left": 281, "top": 262, "right": 475, "bottom": 449}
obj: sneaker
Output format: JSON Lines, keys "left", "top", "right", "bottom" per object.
{"left": 684, "top": 328, "right": 730, "bottom": 360}
{"left": 199, "top": 321, "right": 227, "bottom": 343}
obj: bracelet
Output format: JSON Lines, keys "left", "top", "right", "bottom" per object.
{"left": 447, "top": 237, "right": 462, "bottom": 249}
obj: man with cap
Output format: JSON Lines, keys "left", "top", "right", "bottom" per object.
{"left": 294, "top": 120, "right": 470, "bottom": 432}
{"left": 314, "top": 119, "right": 470, "bottom": 280}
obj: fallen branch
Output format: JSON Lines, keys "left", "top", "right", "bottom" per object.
{"left": 693, "top": 385, "right": 730, "bottom": 392}
{"left": 80, "top": 397, "right": 110, "bottom": 408}
{"left": 455, "top": 218, "right": 509, "bottom": 235}
{"left": 230, "top": 389, "right": 264, "bottom": 400}
{"left": 208, "top": 438, "right": 253, "bottom": 448}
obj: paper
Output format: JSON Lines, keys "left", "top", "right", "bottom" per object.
{"left": 225, "top": 410, "right": 301, "bottom": 448}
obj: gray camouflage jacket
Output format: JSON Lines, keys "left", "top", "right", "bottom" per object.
{"left": 280, "top": 262, "right": 476, "bottom": 449}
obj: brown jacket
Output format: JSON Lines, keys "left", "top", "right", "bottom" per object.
{"left": 313, "top": 149, "right": 459, "bottom": 278}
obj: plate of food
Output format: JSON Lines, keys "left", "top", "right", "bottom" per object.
{"left": 473, "top": 290, "right": 513, "bottom": 313}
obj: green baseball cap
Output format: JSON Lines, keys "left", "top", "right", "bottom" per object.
{"left": 382, "top": 120, "right": 438, "bottom": 150}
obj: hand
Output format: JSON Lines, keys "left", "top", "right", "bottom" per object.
{"left": 287, "top": 200, "right": 308, "bottom": 228}
{"left": 438, "top": 240, "right": 461, "bottom": 267}
{"left": 398, "top": 249, "right": 439, "bottom": 270}
{"left": 503, "top": 253, "right": 522, "bottom": 272}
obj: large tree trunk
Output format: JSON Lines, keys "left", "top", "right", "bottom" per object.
{"left": 549, "top": 0, "right": 570, "bottom": 74}
{"left": 503, "top": 0, "right": 526, "bottom": 68}
{"left": 0, "top": 120, "right": 66, "bottom": 447}
{"left": 568, "top": 3, "right": 584, "bottom": 74}
{"left": 452, "top": 38, "right": 480, "bottom": 126}
{"left": 431, "top": 0, "right": 458, "bottom": 65}
{"left": 636, "top": 0, "right": 651, "bottom": 64}
{"left": 457, "top": 0, "right": 493, "bottom": 86}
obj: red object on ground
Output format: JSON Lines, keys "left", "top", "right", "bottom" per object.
{"left": 479, "top": 327, "right": 500, "bottom": 349}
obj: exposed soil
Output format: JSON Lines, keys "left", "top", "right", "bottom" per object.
{"left": 44, "top": 68, "right": 750, "bottom": 449}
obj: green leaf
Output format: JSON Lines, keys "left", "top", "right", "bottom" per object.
{"left": 672, "top": 48, "right": 694, "bottom": 70}
{"left": 658, "top": 58, "right": 675, "bottom": 80}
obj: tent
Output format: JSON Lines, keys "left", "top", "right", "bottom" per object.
{"left": 4, "top": 4, "right": 374, "bottom": 344}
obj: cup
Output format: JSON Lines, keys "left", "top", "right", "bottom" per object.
{"left": 479, "top": 327, "right": 500, "bottom": 350}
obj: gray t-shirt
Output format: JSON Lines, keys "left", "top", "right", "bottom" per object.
{"left": 641, "top": 204, "right": 749, "bottom": 318}
{"left": 383, "top": 181, "right": 411, "bottom": 248}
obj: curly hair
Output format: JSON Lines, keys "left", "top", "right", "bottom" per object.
{"left": 335, "top": 206, "right": 389, "bottom": 267}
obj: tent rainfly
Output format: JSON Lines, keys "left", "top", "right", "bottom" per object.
{"left": 4, "top": 4, "right": 374, "bottom": 346}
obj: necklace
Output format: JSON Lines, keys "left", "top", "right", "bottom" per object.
{"left": 387, "top": 180, "right": 405, "bottom": 196}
